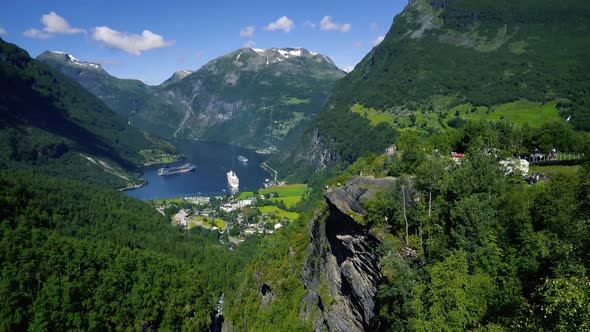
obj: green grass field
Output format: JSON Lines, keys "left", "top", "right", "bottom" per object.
{"left": 459, "top": 100, "right": 560, "bottom": 127}
{"left": 351, "top": 99, "right": 562, "bottom": 134}
{"left": 236, "top": 191, "right": 255, "bottom": 200}
{"left": 188, "top": 216, "right": 227, "bottom": 230}
{"left": 351, "top": 103, "right": 395, "bottom": 126}
{"left": 258, "top": 206, "right": 300, "bottom": 220}
{"left": 269, "top": 196, "right": 302, "bottom": 208}
{"left": 530, "top": 165, "right": 581, "bottom": 177}
{"left": 261, "top": 184, "right": 308, "bottom": 197}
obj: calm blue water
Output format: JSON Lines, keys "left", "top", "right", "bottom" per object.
{"left": 125, "top": 140, "right": 270, "bottom": 200}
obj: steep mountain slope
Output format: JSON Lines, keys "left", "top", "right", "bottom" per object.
{"left": 39, "top": 47, "right": 345, "bottom": 149}
{"left": 37, "top": 51, "right": 154, "bottom": 120}
{"left": 131, "top": 47, "right": 345, "bottom": 148}
{"left": 0, "top": 170, "right": 256, "bottom": 330}
{"left": 0, "top": 38, "right": 175, "bottom": 188}
{"left": 277, "top": 0, "right": 590, "bottom": 177}
{"left": 160, "top": 69, "right": 194, "bottom": 87}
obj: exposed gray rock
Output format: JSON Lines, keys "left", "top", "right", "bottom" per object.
{"left": 301, "top": 176, "right": 397, "bottom": 331}
{"left": 308, "top": 129, "right": 337, "bottom": 172}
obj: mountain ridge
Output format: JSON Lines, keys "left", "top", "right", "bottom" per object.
{"left": 274, "top": 0, "right": 590, "bottom": 179}
{"left": 1, "top": 38, "right": 175, "bottom": 188}
{"left": 39, "top": 46, "right": 345, "bottom": 149}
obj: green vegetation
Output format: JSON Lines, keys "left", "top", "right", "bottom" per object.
{"left": 0, "top": 38, "right": 176, "bottom": 188}
{"left": 357, "top": 128, "right": 590, "bottom": 330}
{"left": 231, "top": 119, "right": 590, "bottom": 330}
{"left": 530, "top": 164, "right": 581, "bottom": 177}
{"left": 188, "top": 216, "right": 227, "bottom": 230}
{"left": 261, "top": 183, "right": 308, "bottom": 197}
{"left": 236, "top": 191, "right": 255, "bottom": 200}
{"left": 224, "top": 209, "right": 313, "bottom": 331}
{"left": 269, "top": 196, "right": 302, "bottom": 208}
{"left": 460, "top": 100, "right": 560, "bottom": 126}
{"left": 258, "top": 206, "right": 300, "bottom": 220}
{"left": 0, "top": 170, "right": 257, "bottom": 330}
{"left": 36, "top": 50, "right": 155, "bottom": 120}
{"left": 139, "top": 149, "right": 182, "bottom": 165}
{"left": 149, "top": 197, "right": 185, "bottom": 205}
{"left": 351, "top": 103, "right": 396, "bottom": 126}
{"left": 276, "top": 0, "right": 590, "bottom": 179}
{"left": 261, "top": 184, "right": 309, "bottom": 208}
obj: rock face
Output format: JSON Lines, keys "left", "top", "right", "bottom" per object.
{"left": 301, "top": 176, "right": 396, "bottom": 331}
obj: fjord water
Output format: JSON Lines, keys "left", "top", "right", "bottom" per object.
{"left": 126, "top": 140, "right": 270, "bottom": 200}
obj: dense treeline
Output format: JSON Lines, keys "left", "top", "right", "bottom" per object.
{"left": 0, "top": 171, "right": 256, "bottom": 330}
{"left": 275, "top": 0, "right": 590, "bottom": 181}
{"left": 332, "top": 0, "right": 590, "bottom": 129}
{"left": 229, "top": 119, "right": 590, "bottom": 330}
{"left": 357, "top": 123, "right": 590, "bottom": 330}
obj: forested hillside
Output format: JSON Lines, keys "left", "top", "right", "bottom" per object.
{"left": 37, "top": 50, "right": 154, "bottom": 120}
{"left": 0, "top": 38, "right": 176, "bottom": 188}
{"left": 225, "top": 121, "right": 590, "bottom": 331}
{"left": 275, "top": 0, "right": 590, "bottom": 178}
{"left": 0, "top": 171, "right": 256, "bottom": 330}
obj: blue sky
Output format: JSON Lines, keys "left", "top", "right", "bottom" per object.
{"left": 1, "top": 0, "right": 407, "bottom": 84}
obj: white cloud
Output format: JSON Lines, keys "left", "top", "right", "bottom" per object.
{"left": 41, "top": 12, "right": 85, "bottom": 34}
{"left": 92, "top": 26, "right": 175, "bottom": 55}
{"left": 265, "top": 16, "right": 294, "bottom": 33}
{"left": 372, "top": 35, "right": 385, "bottom": 46}
{"left": 320, "top": 16, "right": 351, "bottom": 32}
{"left": 0, "top": 27, "right": 7, "bottom": 36}
{"left": 23, "top": 11, "right": 85, "bottom": 39}
{"left": 303, "top": 20, "right": 316, "bottom": 29}
{"left": 243, "top": 40, "right": 256, "bottom": 48}
{"left": 23, "top": 28, "right": 52, "bottom": 39}
{"left": 240, "top": 26, "right": 255, "bottom": 37}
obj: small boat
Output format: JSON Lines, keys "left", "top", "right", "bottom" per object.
{"left": 237, "top": 155, "right": 248, "bottom": 163}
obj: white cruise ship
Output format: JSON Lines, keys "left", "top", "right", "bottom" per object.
{"left": 227, "top": 170, "right": 239, "bottom": 188}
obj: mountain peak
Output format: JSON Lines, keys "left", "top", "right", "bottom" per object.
{"left": 229, "top": 47, "right": 336, "bottom": 66}
{"left": 39, "top": 50, "right": 102, "bottom": 70}
{"left": 161, "top": 70, "right": 194, "bottom": 86}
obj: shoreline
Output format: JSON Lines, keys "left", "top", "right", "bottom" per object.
{"left": 143, "top": 154, "right": 185, "bottom": 167}
{"left": 260, "top": 162, "right": 278, "bottom": 182}
{"left": 118, "top": 180, "right": 147, "bottom": 192}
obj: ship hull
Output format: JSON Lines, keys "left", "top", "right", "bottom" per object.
{"left": 158, "top": 164, "right": 196, "bottom": 176}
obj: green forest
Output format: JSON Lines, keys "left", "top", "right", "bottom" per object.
{"left": 0, "top": 171, "right": 258, "bottom": 330}
{"left": 225, "top": 120, "right": 590, "bottom": 331}
{"left": 2, "top": 0, "right": 590, "bottom": 330}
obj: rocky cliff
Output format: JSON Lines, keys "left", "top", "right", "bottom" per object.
{"left": 301, "top": 176, "right": 397, "bottom": 331}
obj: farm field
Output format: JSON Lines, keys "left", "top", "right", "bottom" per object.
{"left": 258, "top": 206, "right": 300, "bottom": 220}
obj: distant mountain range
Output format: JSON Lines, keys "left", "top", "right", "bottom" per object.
{"left": 37, "top": 50, "right": 155, "bottom": 121}
{"left": 38, "top": 47, "right": 345, "bottom": 149}
{"left": 1, "top": 38, "right": 176, "bottom": 188}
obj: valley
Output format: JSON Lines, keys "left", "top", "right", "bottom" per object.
{"left": 1, "top": 0, "right": 590, "bottom": 331}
